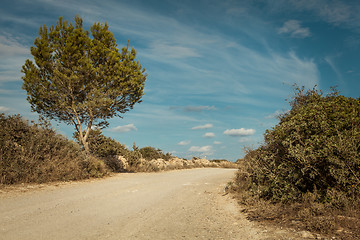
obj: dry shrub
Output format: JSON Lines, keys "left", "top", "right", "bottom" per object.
{"left": 102, "top": 156, "right": 126, "bottom": 172}
{"left": 211, "top": 159, "right": 238, "bottom": 168}
{"left": 81, "top": 155, "right": 107, "bottom": 178}
{"left": 0, "top": 114, "right": 107, "bottom": 184}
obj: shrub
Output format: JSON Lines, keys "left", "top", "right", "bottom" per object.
{"left": 237, "top": 87, "right": 360, "bottom": 204}
{"left": 139, "top": 146, "right": 172, "bottom": 161}
{"left": 73, "top": 128, "right": 130, "bottom": 157}
{"left": 0, "top": 114, "right": 106, "bottom": 184}
{"left": 125, "top": 143, "right": 143, "bottom": 171}
{"left": 73, "top": 129, "right": 132, "bottom": 172}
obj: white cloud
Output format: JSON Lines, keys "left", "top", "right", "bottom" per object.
{"left": 184, "top": 106, "right": 217, "bottom": 112}
{"left": 265, "top": 109, "right": 289, "bottom": 119}
{"left": 91, "top": 125, "right": 101, "bottom": 130}
{"left": 224, "top": 128, "right": 256, "bottom": 136}
{"left": 0, "top": 106, "right": 11, "bottom": 112}
{"left": 169, "top": 106, "right": 217, "bottom": 113}
{"left": 213, "top": 141, "right": 222, "bottom": 145}
{"left": 0, "top": 34, "right": 30, "bottom": 84}
{"left": 278, "top": 20, "right": 311, "bottom": 38}
{"left": 280, "top": 1, "right": 360, "bottom": 32}
{"left": 149, "top": 41, "right": 201, "bottom": 59}
{"left": 0, "top": 35, "right": 29, "bottom": 57}
{"left": 189, "top": 145, "right": 212, "bottom": 153}
{"left": 192, "top": 123, "right": 213, "bottom": 130}
{"left": 203, "top": 132, "right": 215, "bottom": 138}
{"left": 112, "top": 123, "right": 137, "bottom": 133}
{"left": 178, "top": 140, "right": 191, "bottom": 146}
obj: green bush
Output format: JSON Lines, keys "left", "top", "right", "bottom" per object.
{"left": 0, "top": 114, "right": 107, "bottom": 184}
{"left": 238, "top": 87, "right": 360, "bottom": 204}
{"left": 73, "top": 128, "right": 130, "bottom": 157}
{"left": 139, "top": 146, "right": 172, "bottom": 161}
{"left": 73, "top": 128, "right": 133, "bottom": 172}
{"left": 126, "top": 143, "right": 143, "bottom": 169}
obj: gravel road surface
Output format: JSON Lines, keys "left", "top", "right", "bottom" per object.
{"left": 0, "top": 168, "right": 305, "bottom": 239}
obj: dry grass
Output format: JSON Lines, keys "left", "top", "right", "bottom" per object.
{"left": 231, "top": 172, "right": 360, "bottom": 240}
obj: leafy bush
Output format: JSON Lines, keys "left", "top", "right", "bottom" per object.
{"left": 139, "top": 146, "right": 172, "bottom": 161}
{"left": 237, "top": 87, "right": 360, "bottom": 204}
{"left": 73, "top": 128, "right": 130, "bottom": 157}
{"left": 125, "top": 143, "right": 143, "bottom": 170}
{"left": 73, "top": 128, "right": 133, "bottom": 172}
{"left": 0, "top": 114, "right": 107, "bottom": 184}
{"left": 233, "top": 87, "right": 360, "bottom": 238}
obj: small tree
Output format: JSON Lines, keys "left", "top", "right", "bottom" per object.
{"left": 22, "top": 16, "right": 147, "bottom": 152}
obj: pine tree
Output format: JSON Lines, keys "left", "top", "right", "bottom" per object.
{"left": 22, "top": 16, "right": 147, "bottom": 152}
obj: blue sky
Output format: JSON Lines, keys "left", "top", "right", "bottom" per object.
{"left": 1, "top": 0, "right": 360, "bottom": 161}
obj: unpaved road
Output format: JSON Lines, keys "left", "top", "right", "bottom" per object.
{"left": 1, "top": 168, "right": 306, "bottom": 240}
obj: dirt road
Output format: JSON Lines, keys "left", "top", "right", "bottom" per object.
{"left": 0, "top": 168, "right": 305, "bottom": 239}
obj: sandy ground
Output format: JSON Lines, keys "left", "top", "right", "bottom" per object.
{"left": 0, "top": 168, "right": 312, "bottom": 240}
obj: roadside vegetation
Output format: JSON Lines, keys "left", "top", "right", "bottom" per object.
{"left": 0, "top": 113, "right": 237, "bottom": 185}
{"left": 233, "top": 87, "right": 360, "bottom": 239}
{"left": 0, "top": 114, "right": 107, "bottom": 184}
{"left": 75, "top": 127, "right": 238, "bottom": 172}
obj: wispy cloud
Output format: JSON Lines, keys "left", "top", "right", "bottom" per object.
{"left": 265, "top": 109, "right": 289, "bottom": 119}
{"left": 324, "top": 56, "right": 343, "bottom": 84}
{"left": 0, "top": 34, "right": 30, "bottom": 84}
{"left": 203, "top": 132, "right": 215, "bottom": 138}
{"left": 278, "top": 20, "right": 311, "bottom": 38}
{"left": 29, "top": 0, "right": 319, "bottom": 100}
{"left": 184, "top": 106, "right": 217, "bottom": 112}
{"left": 148, "top": 41, "right": 200, "bottom": 59}
{"left": 0, "top": 106, "right": 11, "bottom": 112}
{"left": 192, "top": 123, "right": 213, "bottom": 130}
{"left": 0, "top": 35, "right": 29, "bottom": 57}
{"left": 178, "top": 140, "right": 191, "bottom": 146}
{"left": 224, "top": 128, "right": 256, "bottom": 137}
{"left": 130, "top": 104, "right": 197, "bottom": 123}
{"left": 111, "top": 124, "right": 137, "bottom": 133}
{"left": 284, "top": 0, "right": 360, "bottom": 31}
{"left": 213, "top": 141, "right": 222, "bottom": 145}
{"left": 169, "top": 106, "right": 217, "bottom": 113}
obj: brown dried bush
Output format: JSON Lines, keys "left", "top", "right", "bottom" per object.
{"left": 0, "top": 114, "right": 107, "bottom": 184}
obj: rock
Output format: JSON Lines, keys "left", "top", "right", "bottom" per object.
{"left": 300, "top": 230, "right": 315, "bottom": 239}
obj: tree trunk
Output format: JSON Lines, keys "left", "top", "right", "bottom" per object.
{"left": 82, "top": 117, "right": 93, "bottom": 155}
{"left": 82, "top": 138, "right": 90, "bottom": 154}
{"left": 73, "top": 110, "right": 92, "bottom": 155}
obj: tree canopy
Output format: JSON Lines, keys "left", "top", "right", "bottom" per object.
{"left": 22, "top": 16, "right": 147, "bottom": 152}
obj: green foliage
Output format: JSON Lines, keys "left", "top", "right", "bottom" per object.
{"left": 139, "top": 146, "right": 172, "bottom": 161}
{"left": 238, "top": 87, "right": 360, "bottom": 204}
{"left": 126, "top": 143, "right": 143, "bottom": 168}
{"left": 0, "top": 114, "right": 106, "bottom": 184}
{"left": 74, "top": 128, "right": 132, "bottom": 172}
{"left": 73, "top": 128, "right": 129, "bottom": 157}
{"left": 22, "top": 16, "right": 147, "bottom": 152}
